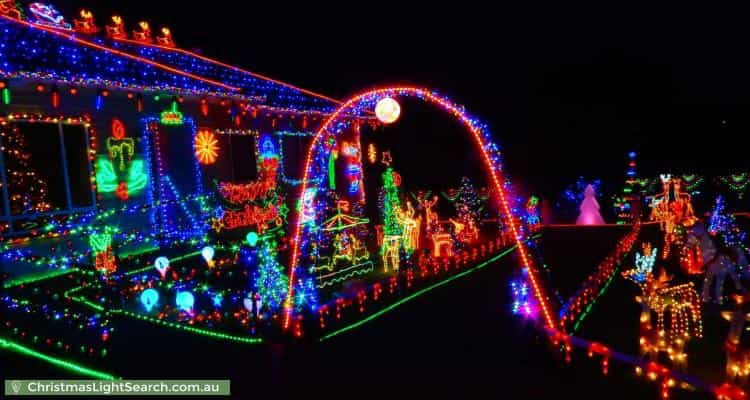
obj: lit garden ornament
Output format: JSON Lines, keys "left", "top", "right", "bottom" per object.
{"left": 201, "top": 246, "right": 215, "bottom": 268}
{"left": 140, "top": 288, "right": 159, "bottom": 312}
{"left": 246, "top": 232, "right": 259, "bottom": 247}
{"left": 375, "top": 97, "right": 400, "bottom": 124}
{"left": 243, "top": 293, "right": 261, "bottom": 315}
{"left": 154, "top": 256, "right": 170, "bottom": 278}
{"left": 175, "top": 291, "right": 195, "bottom": 313}
{"left": 576, "top": 184, "right": 605, "bottom": 225}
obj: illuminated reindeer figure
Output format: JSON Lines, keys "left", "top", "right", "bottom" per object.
{"left": 419, "top": 195, "right": 453, "bottom": 257}
{"left": 381, "top": 235, "right": 401, "bottom": 272}
{"left": 721, "top": 294, "right": 750, "bottom": 384}
{"left": 397, "top": 201, "right": 421, "bottom": 253}
{"left": 623, "top": 244, "right": 702, "bottom": 370}
{"left": 420, "top": 195, "right": 440, "bottom": 235}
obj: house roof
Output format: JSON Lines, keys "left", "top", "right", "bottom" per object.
{"left": 0, "top": 15, "right": 350, "bottom": 115}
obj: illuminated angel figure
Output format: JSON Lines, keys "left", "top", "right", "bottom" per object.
{"left": 194, "top": 130, "right": 219, "bottom": 165}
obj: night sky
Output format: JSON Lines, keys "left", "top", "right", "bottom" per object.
{"left": 57, "top": 1, "right": 748, "bottom": 199}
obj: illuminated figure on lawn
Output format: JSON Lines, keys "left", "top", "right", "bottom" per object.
{"left": 702, "top": 245, "right": 743, "bottom": 304}
{"left": 397, "top": 201, "right": 421, "bottom": 253}
{"left": 623, "top": 246, "right": 702, "bottom": 371}
{"left": 525, "top": 196, "right": 541, "bottom": 232}
{"left": 576, "top": 184, "right": 605, "bottom": 225}
{"left": 721, "top": 294, "right": 750, "bottom": 384}
{"left": 681, "top": 222, "right": 716, "bottom": 275}
{"left": 650, "top": 174, "right": 697, "bottom": 258}
{"left": 73, "top": 9, "right": 98, "bottom": 34}
{"left": 418, "top": 195, "right": 453, "bottom": 257}
{"left": 450, "top": 177, "right": 482, "bottom": 243}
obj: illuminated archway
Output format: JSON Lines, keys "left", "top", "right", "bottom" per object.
{"left": 283, "top": 86, "right": 557, "bottom": 330}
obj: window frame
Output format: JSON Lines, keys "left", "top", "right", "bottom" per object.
{"left": 0, "top": 115, "right": 97, "bottom": 235}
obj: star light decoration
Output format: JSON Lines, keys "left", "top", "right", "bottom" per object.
{"left": 194, "top": 130, "right": 219, "bottom": 165}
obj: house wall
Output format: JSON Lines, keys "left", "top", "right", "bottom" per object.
{"left": 0, "top": 81, "right": 332, "bottom": 278}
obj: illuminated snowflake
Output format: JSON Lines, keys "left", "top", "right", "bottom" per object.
{"left": 194, "top": 130, "right": 219, "bottom": 165}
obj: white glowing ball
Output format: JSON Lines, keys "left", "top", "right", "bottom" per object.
{"left": 201, "top": 246, "right": 215, "bottom": 263}
{"left": 375, "top": 97, "right": 400, "bottom": 124}
{"left": 154, "top": 256, "right": 170, "bottom": 278}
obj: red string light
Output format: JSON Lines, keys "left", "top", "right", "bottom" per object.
{"left": 283, "top": 86, "right": 555, "bottom": 330}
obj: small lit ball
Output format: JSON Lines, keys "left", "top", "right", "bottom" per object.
{"left": 375, "top": 97, "right": 400, "bottom": 124}
{"left": 141, "top": 288, "right": 159, "bottom": 312}
{"left": 176, "top": 291, "right": 195, "bottom": 312}
{"left": 201, "top": 246, "right": 215, "bottom": 262}
{"left": 154, "top": 256, "right": 170, "bottom": 278}
{"left": 246, "top": 232, "right": 259, "bottom": 247}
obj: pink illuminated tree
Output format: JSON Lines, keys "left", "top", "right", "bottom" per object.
{"left": 576, "top": 184, "right": 605, "bottom": 225}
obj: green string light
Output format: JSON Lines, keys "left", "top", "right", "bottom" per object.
{"left": 3, "top": 268, "right": 80, "bottom": 289}
{"left": 320, "top": 245, "right": 517, "bottom": 341}
{"left": 0, "top": 336, "right": 116, "bottom": 379}
{"left": 109, "top": 309, "right": 262, "bottom": 344}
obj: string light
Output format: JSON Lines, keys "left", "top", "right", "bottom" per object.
{"left": 0, "top": 336, "right": 115, "bottom": 379}
{"left": 718, "top": 173, "right": 750, "bottom": 199}
{"left": 1, "top": 80, "right": 10, "bottom": 104}
{"left": 560, "top": 222, "right": 640, "bottom": 331}
{"left": 285, "top": 86, "right": 549, "bottom": 331}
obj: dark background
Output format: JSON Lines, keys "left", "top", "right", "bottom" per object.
{"left": 54, "top": 2, "right": 748, "bottom": 198}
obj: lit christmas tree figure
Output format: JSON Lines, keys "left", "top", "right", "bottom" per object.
{"left": 254, "top": 238, "right": 288, "bottom": 312}
{"left": 380, "top": 167, "right": 403, "bottom": 236}
{"left": 379, "top": 167, "right": 403, "bottom": 271}
{"left": 576, "top": 184, "right": 605, "bottom": 225}
{"left": 451, "top": 176, "right": 481, "bottom": 243}
{"left": 613, "top": 151, "right": 641, "bottom": 224}
{"left": 708, "top": 195, "right": 747, "bottom": 248}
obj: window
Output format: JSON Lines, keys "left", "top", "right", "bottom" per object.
{"left": 202, "top": 133, "right": 258, "bottom": 184}
{"left": 279, "top": 134, "right": 312, "bottom": 181}
{"left": 0, "top": 119, "right": 95, "bottom": 234}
